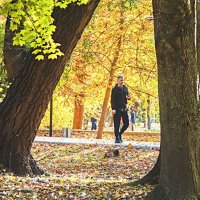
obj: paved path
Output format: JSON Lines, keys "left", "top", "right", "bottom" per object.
{"left": 34, "top": 136, "right": 160, "bottom": 150}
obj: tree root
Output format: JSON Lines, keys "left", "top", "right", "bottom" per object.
{"left": 145, "top": 186, "right": 199, "bottom": 200}
{"left": 123, "top": 153, "right": 160, "bottom": 187}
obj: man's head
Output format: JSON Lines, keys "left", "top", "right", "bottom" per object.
{"left": 117, "top": 75, "right": 124, "bottom": 86}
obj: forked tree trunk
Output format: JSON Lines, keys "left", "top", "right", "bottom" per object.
{"left": 0, "top": 0, "right": 100, "bottom": 175}
{"left": 73, "top": 97, "right": 84, "bottom": 129}
{"left": 148, "top": 0, "right": 200, "bottom": 199}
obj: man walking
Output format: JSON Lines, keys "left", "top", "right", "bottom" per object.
{"left": 91, "top": 117, "right": 97, "bottom": 130}
{"left": 111, "top": 76, "right": 130, "bottom": 143}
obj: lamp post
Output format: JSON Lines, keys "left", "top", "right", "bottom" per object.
{"left": 147, "top": 97, "right": 151, "bottom": 130}
{"left": 49, "top": 96, "right": 53, "bottom": 137}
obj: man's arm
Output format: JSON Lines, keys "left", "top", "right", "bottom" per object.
{"left": 111, "top": 88, "right": 116, "bottom": 114}
{"left": 126, "top": 86, "right": 131, "bottom": 100}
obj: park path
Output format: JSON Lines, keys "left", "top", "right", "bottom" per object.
{"left": 34, "top": 136, "right": 160, "bottom": 150}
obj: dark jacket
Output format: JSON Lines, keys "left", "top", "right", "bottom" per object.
{"left": 111, "top": 84, "right": 129, "bottom": 110}
{"left": 91, "top": 117, "right": 97, "bottom": 122}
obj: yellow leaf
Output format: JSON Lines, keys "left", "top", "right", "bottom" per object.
{"left": 128, "top": 143, "right": 133, "bottom": 149}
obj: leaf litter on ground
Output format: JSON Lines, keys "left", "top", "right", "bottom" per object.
{"left": 0, "top": 143, "right": 159, "bottom": 199}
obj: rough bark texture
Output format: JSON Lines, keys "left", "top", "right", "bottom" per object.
{"left": 73, "top": 97, "right": 84, "bottom": 129}
{"left": 149, "top": 0, "right": 200, "bottom": 199}
{"left": 197, "top": 1, "right": 200, "bottom": 73}
{"left": 0, "top": 0, "right": 100, "bottom": 175}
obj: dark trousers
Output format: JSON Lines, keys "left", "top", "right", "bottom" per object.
{"left": 91, "top": 122, "right": 97, "bottom": 130}
{"left": 113, "top": 109, "right": 129, "bottom": 139}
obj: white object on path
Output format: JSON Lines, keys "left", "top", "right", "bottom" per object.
{"left": 34, "top": 136, "right": 160, "bottom": 150}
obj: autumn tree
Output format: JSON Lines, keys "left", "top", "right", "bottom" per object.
{"left": 72, "top": 61, "right": 86, "bottom": 130}
{"left": 97, "top": 0, "right": 157, "bottom": 138}
{"left": 55, "top": 52, "right": 106, "bottom": 130}
{"left": 0, "top": 0, "right": 100, "bottom": 175}
{"left": 43, "top": 0, "right": 157, "bottom": 132}
{"left": 96, "top": 7, "right": 123, "bottom": 139}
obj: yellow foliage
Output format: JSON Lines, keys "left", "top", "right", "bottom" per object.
{"left": 40, "top": 0, "right": 159, "bottom": 129}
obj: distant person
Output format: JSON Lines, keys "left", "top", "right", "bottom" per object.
{"left": 91, "top": 117, "right": 97, "bottom": 130}
{"left": 111, "top": 75, "right": 130, "bottom": 143}
{"left": 130, "top": 108, "right": 136, "bottom": 131}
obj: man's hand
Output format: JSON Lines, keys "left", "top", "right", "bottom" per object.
{"left": 126, "top": 95, "right": 131, "bottom": 100}
{"left": 112, "top": 110, "right": 116, "bottom": 115}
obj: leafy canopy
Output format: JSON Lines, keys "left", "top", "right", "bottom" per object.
{"left": 40, "top": 0, "right": 158, "bottom": 129}
{"left": 1, "top": 0, "right": 89, "bottom": 60}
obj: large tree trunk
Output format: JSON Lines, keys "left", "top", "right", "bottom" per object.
{"left": 197, "top": 0, "right": 200, "bottom": 76}
{"left": 0, "top": 0, "right": 100, "bottom": 175}
{"left": 73, "top": 96, "right": 84, "bottom": 129}
{"left": 148, "top": 0, "right": 200, "bottom": 199}
{"left": 130, "top": 0, "right": 200, "bottom": 189}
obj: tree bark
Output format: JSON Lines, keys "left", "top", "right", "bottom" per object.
{"left": 197, "top": 1, "right": 200, "bottom": 74}
{"left": 0, "top": 0, "right": 100, "bottom": 175}
{"left": 131, "top": 0, "right": 200, "bottom": 190}
{"left": 148, "top": 0, "right": 200, "bottom": 199}
{"left": 73, "top": 96, "right": 84, "bottom": 129}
